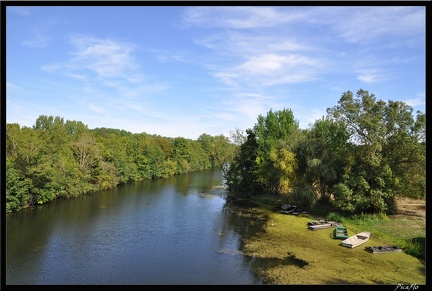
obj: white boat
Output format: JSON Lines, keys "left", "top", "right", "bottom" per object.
{"left": 307, "top": 221, "right": 341, "bottom": 230}
{"left": 341, "top": 231, "right": 371, "bottom": 248}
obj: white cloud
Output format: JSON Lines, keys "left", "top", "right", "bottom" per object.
{"left": 214, "top": 53, "right": 320, "bottom": 87}
{"left": 42, "top": 34, "right": 170, "bottom": 98}
{"left": 195, "top": 31, "right": 309, "bottom": 56}
{"left": 319, "top": 6, "right": 425, "bottom": 44}
{"left": 183, "top": 6, "right": 305, "bottom": 29}
{"left": 69, "top": 34, "right": 138, "bottom": 78}
{"left": 404, "top": 92, "right": 425, "bottom": 108}
{"left": 356, "top": 68, "right": 391, "bottom": 84}
{"left": 43, "top": 34, "right": 144, "bottom": 83}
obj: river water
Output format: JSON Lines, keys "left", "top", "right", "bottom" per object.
{"left": 6, "top": 168, "right": 267, "bottom": 285}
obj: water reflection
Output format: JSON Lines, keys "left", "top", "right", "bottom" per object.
{"left": 7, "top": 169, "right": 269, "bottom": 285}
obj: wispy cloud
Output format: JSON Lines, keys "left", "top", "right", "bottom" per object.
{"left": 182, "top": 6, "right": 306, "bottom": 29}
{"left": 22, "top": 31, "right": 50, "bottom": 48}
{"left": 9, "top": 7, "right": 31, "bottom": 16}
{"left": 6, "top": 6, "right": 425, "bottom": 139}
{"left": 69, "top": 34, "right": 140, "bottom": 79}
{"left": 40, "top": 34, "right": 173, "bottom": 122}
{"left": 6, "top": 81, "right": 21, "bottom": 90}
{"left": 21, "top": 18, "right": 59, "bottom": 48}
{"left": 404, "top": 92, "right": 425, "bottom": 108}
{"left": 317, "top": 6, "right": 425, "bottom": 44}
{"left": 42, "top": 34, "right": 169, "bottom": 97}
{"left": 218, "top": 53, "right": 320, "bottom": 87}
{"left": 195, "top": 31, "right": 310, "bottom": 56}
{"left": 42, "top": 34, "right": 142, "bottom": 80}
{"left": 355, "top": 67, "right": 391, "bottom": 84}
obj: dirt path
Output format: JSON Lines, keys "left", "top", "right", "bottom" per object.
{"left": 394, "top": 197, "right": 425, "bottom": 219}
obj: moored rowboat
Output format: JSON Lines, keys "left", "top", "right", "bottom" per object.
{"left": 365, "top": 245, "right": 402, "bottom": 254}
{"left": 307, "top": 221, "right": 341, "bottom": 230}
{"left": 280, "top": 205, "right": 296, "bottom": 214}
{"left": 333, "top": 225, "right": 349, "bottom": 239}
{"left": 341, "top": 231, "right": 371, "bottom": 248}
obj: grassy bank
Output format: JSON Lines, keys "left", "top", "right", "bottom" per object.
{"left": 247, "top": 194, "right": 426, "bottom": 260}
{"left": 325, "top": 211, "right": 425, "bottom": 261}
{"left": 235, "top": 195, "right": 426, "bottom": 284}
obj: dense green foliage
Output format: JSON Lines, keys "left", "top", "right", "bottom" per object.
{"left": 6, "top": 89, "right": 425, "bottom": 215}
{"left": 225, "top": 89, "right": 425, "bottom": 214}
{"left": 6, "top": 116, "right": 237, "bottom": 213}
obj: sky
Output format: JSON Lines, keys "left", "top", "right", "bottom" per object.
{"left": 5, "top": 5, "right": 426, "bottom": 140}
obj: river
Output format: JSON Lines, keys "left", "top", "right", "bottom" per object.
{"left": 6, "top": 168, "right": 267, "bottom": 285}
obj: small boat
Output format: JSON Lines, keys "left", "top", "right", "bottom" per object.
{"left": 341, "top": 231, "right": 371, "bottom": 248}
{"left": 281, "top": 204, "right": 291, "bottom": 210}
{"left": 292, "top": 208, "right": 305, "bottom": 215}
{"left": 307, "top": 221, "right": 341, "bottom": 230}
{"left": 365, "top": 245, "right": 402, "bottom": 254}
{"left": 280, "top": 205, "right": 296, "bottom": 214}
{"left": 333, "top": 225, "right": 348, "bottom": 239}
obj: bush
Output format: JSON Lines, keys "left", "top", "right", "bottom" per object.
{"left": 291, "top": 184, "right": 318, "bottom": 209}
{"left": 402, "top": 237, "right": 425, "bottom": 260}
{"left": 326, "top": 211, "right": 345, "bottom": 223}
{"left": 384, "top": 196, "right": 398, "bottom": 215}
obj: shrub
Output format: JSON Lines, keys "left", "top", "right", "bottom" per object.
{"left": 402, "top": 237, "right": 425, "bottom": 260}
{"left": 326, "top": 211, "right": 345, "bottom": 223}
{"left": 291, "top": 184, "right": 318, "bottom": 209}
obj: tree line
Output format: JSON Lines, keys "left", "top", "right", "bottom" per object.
{"left": 6, "top": 89, "right": 425, "bottom": 215}
{"left": 5, "top": 116, "right": 237, "bottom": 213}
{"left": 224, "top": 89, "right": 425, "bottom": 214}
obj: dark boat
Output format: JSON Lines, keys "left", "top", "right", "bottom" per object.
{"left": 280, "top": 205, "right": 296, "bottom": 214}
{"left": 281, "top": 204, "right": 292, "bottom": 210}
{"left": 292, "top": 208, "right": 305, "bottom": 215}
{"left": 365, "top": 245, "right": 402, "bottom": 254}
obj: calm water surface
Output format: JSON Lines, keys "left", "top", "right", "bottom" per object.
{"left": 6, "top": 169, "right": 267, "bottom": 285}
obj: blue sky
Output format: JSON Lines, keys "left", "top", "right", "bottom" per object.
{"left": 6, "top": 5, "right": 426, "bottom": 140}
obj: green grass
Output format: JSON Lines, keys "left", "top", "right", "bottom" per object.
{"left": 331, "top": 212, "right": 425, "bottom": 260}
{"left": 402, "top": 237, "right": 425, "bottom": 259}
{"left": 245, "top": 194, "right": 426, "bottom": 261}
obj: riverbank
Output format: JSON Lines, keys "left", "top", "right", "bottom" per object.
{"left": 236, "top": 196, "right": 426, "bottom": 284}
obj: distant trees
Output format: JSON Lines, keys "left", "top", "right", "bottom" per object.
{"left": 5, "top": 116, "right": 236, "bottom": 213}
{"left": 224, "top": 89, "right": 425, "bottom": 214}
{"left": 198, "top": 133, "right": 237, "bottom": 175}
{"left": 6, "top": 89, "right": 425, "bottom": 215}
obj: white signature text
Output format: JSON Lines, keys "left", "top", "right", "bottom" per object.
{"left": 394, "top": 284, "right": 419, "bottom": 291}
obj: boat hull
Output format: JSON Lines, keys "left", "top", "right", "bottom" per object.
{"left": 365, "top": 246, "right": 402, "bottom": 254}
{"left": 341, "top": 232, "right": 371, "bottom": 248}
{"left": 333, "top": 226, "right": 348, "bottom": 239}
{"left": 307, "top": 221, "right": 341, "bottom": 230}
{"left": 280, "top": 206, "right": 296, "bottom": 214}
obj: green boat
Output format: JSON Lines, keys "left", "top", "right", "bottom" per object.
{"left": 334, "top": 226, "right": 348, "bottom": 239}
